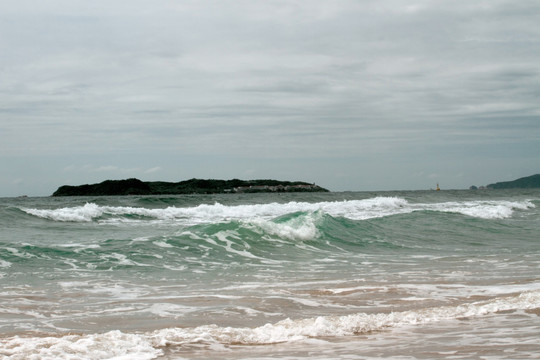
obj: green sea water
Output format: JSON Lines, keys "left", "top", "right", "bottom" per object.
{"left": 1, "top": 190, "right": 539, "bottom": 359}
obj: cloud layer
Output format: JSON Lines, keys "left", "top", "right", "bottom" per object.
{"left": 1, "top": 0, "right": 539, "bottom": 195}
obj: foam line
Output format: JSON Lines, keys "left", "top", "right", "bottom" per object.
{"left": 2, "top": 290, "right": 538, "bottom": 359}
{"left": 20, "top": 198, "right": 535, "bottom": 223}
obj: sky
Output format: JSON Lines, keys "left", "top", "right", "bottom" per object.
{"left": 1, "top": 0, "right": 539, "bottom": 196}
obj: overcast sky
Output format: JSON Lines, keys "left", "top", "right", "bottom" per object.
{"left": 1, "top": 0, "right": 539, "bottom": 196}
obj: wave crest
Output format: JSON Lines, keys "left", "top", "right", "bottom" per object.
{"left": 22, "top": 203, "right": 104, "bottom": 222}
{"left": 248, "top": 211, "right": 323, "bottom": 241}
{"left": 19, "top": 197, "right": 535, "bottom": 223}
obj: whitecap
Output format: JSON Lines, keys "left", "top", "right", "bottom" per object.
{"left": 22, "top": 203, "right": 103, "bottom": 222}
{"left": 19, "top": 197, "right": 535, "bottom": 225}
{"left": 419, "top": 200, "right": 535, "bottom": 219}
{"left": 248, "top": 212, "right": 322, "bottom": 241}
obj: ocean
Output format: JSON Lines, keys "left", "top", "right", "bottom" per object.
{"left": 1, "top": 189, "right": 539, "bottom": 359}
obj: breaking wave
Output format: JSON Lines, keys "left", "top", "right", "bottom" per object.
{"left": 2, "top": 290, "right": 539, "bottom": 360}
{"left": 20, "top": 197, "right": 535, "bottom": 224}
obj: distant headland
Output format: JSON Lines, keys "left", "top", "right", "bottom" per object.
{"left": 470, "top": 174, "right": 540, "bottom": 190}
{"left": 52, "top": 178, "right": 329, "bottom": 196}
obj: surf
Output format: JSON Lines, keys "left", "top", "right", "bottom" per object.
{"left": 2, "top": 290, "right": 539, "bottom": 359}
{"left": 18, "top": 197, "right": 535, "bottom": 224}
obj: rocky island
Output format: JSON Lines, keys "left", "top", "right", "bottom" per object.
{"left": 485, "top": 174, "right": 540, "bottom": 189}
{"left": 52, "top": 178, "right": 329, "bottom": 196}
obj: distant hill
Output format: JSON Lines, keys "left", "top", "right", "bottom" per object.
{"left": 486, "top": 174, "right": 540, "bottom": 189}
{"left": 52, "top": 178, "right": 329, "bottom": 196}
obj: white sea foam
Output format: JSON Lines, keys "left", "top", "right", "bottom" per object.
{"left": 150, "top": 290, "right": 540, "bottom": 345}
{"left": 152, "top": 240, "right": 173, "bottom": 248}
{"left": 0, "top": 330, "right": 162, "bottom": 360}
{"left": 249, "top": 211, "right": 322, "bottom": 241}
{"left": 84, "top": 282, "right": 149, "bottom": 300}
{"left": 214, "top": 231, "right": 261, "bottom": 259}
{"left": 3, "top": 247, "right": 35, "bottom": 259}
{"left": 22, "top": 203, "right": 104, "bottom": 222}
{"left": 20, "top": 197, "right": 535, "bottom": 223}
{"left": 421, "top": 200, "right": 536, "bottom": 219}
{"left": 147, "top": 303, "right": 193, "bottom": 318}
{"left": 3, "top": 290, "right": 538, "bottom": 359}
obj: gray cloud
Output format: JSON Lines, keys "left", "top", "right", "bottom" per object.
{"left": 1, "top": 0, "right": 539, "bottom": 195}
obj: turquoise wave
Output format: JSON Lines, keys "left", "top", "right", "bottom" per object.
{"left": 3, "top": 208, "right": 535, "bottom": 276}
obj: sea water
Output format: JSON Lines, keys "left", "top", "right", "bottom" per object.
{"left": 0, "top": 190, "right": 539, "bottom": 359}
